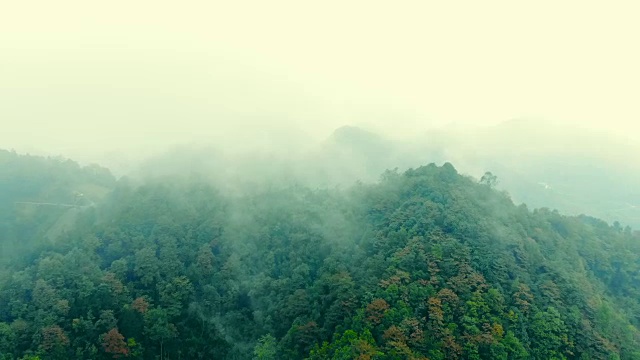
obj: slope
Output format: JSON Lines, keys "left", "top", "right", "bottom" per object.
{"left": 0, "top": 149, "right": 116, "bottom": 267}
{"left": 1, "top": 162, "right": 639, "bottom": 359}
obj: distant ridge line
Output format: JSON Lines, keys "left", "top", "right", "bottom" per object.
{"left": 14, "top": 201, "right": 91, "bottom": 208}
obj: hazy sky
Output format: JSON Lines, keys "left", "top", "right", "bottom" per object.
{"left": 2, "top": 0, "right": 639, "bottom": 163}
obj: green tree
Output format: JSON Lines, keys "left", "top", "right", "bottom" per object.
{"left": 143, "top": 308, "right": 178, "bottom": 360}
{"left": 480, "top": 171, "right": 498, "bottom": 188}
{"left": 253, "top": 334, "right": 277, "bottom": 360}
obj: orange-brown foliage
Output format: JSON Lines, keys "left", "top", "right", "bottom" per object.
{"left": 366, "top": 298, "right": 390, "bottom": 325}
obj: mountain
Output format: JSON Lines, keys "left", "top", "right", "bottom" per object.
{"left": 0, "top": 149, "right": 116, "bottom": 266}
{"left": 293, "top": 121, "right": 640, "bottom": 229}
{"left": 122, "top": 121, "right": 640, "bottom": 229}
{"left": 300, "top": 125, "right": 398, "bottom": 186}
{"left": 425, "top": 119, "right": 640, "bottom": 229}
{"left": 1, "top": 157, "right": 639, "bottom": 359}
{"left": 128, "top": 126, "right": 400, "bottom": 189}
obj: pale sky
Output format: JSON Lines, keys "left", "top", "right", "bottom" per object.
{"left": 1, "top": 0, "right": 639, "bottom": 164}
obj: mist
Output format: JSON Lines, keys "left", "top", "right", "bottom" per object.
{"left": 3, "top": 2, "right": 640, "bottom": 359}
{"left": 3, "top": 0, "right": 640, "bottom": 233}
{"left": 2, "top": 1, "right": 640, "bottom": 170}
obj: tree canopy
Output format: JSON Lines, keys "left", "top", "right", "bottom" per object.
{"left": 1, "top": 154, "right": 639, "bottom": 359}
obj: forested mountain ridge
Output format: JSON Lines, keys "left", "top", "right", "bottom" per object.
{"left": 129, "top": 122, "right": 640, "bottom": 229}
{"left": 419, "top": 120, "right": 640, "bottom": 229}
{"left": 0, "top": 150, "right": 115, "bottom": 267}
{"left": 1, "top": 157, "right": 639, "bottom": 359}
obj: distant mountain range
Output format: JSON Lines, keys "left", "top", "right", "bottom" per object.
{"left": 4, "top": 119, "right": 639, "bottom": 229}
{"left": 292, "top": 120, "right": 640, "bottom": 229}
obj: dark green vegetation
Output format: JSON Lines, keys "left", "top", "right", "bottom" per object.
{"left": 1, "top": 150, "right": 640, "bottom": 359}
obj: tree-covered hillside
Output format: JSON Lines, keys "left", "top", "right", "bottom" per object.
{"left": 0, "top": 150, "right": 115, "bottom": 267}
{"left": 420, "top": 120, "right": 640, "bottom": 229}
{"left": 1, "top": 160, "right": 639, "bottom": 359}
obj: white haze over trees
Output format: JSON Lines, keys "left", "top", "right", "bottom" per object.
{"left": 1, "top": 0, "right": 639, "bottom": 225}
{"left": 3, "top": 3, "right": 640, "bottom": 359}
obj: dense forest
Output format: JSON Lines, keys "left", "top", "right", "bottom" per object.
{"left": 1, "top": 150, "right": 640, "bottom": 359}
